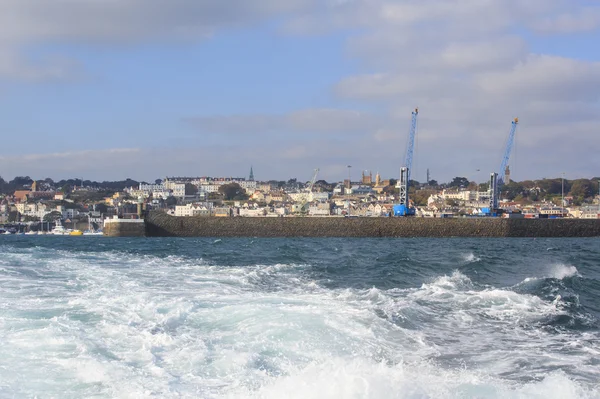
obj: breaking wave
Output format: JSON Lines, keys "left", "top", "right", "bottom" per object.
{"left": 0, "top": 237, "right": 598, "bottom": 398}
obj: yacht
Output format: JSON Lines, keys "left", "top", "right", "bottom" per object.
{"left": 50, "top": 220, "right": 70, "bottom": 235}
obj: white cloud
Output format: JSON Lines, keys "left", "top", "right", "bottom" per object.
{"left": 0, "top": 0, "right": 317, "bottom": 79}
{"left": 475, "top": 55, "right": 600, "bottom": 101}
{"left": 0, "top": 0, "right": 316, "bottom": 44}
{"left": 533, "top": 7, "right": 600, "bottom": 34}
{"left": 1, "top": 0, "right": 599, "bottom": 182}
{"left": 320, "top": 0, "right": 600, "bottom": 181}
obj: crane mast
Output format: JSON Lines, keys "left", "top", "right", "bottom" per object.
{"left": 307, "top": 168, "right": 319, "bottom": 193}
{"left": 395, "top": 108, "right": 419, "bottom": 216}
{"left": 489, "top": 117, "right": 518, "bottom": 211}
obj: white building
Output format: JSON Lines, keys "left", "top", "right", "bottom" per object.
{"left": 174, "top": 203, "right": 212, "bottom": 217}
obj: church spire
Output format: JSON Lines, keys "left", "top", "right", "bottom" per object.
{"left": 249, "top": 166, "right": 255, "bottom": 181}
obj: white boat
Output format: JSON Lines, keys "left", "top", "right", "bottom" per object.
{"left": 83, "top": 217, "right": 103, "bottom": 236}
{"left": 83, "top": 230, "right": 104, "bottom": 236}
{"left": 50, "top": 220, "right": 70, "bottom": 235}
{"left": 25, "top": 231, "right": 38, "bottom": 235}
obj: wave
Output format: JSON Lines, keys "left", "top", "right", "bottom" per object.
{"left": 462, "top": 252, "right": 481, "bottom": 263}
{"left": 1, "top": 242, "right": 599, "bottom": 398}
{"left": 548, "top": 264, "right": 581, "bottom": 280}
{"left": 232, "top": 359, "right": 600, "bottom": 399}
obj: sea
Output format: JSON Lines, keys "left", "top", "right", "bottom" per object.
{"left": 0, "top": 236, "right": 599, "bottom": 399}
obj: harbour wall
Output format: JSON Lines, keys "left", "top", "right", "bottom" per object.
{"left": 144, "top": 212, "right": 600, "bottom": 238}
{"left": 104, "top": 219, "right": 146, "bottom": 237}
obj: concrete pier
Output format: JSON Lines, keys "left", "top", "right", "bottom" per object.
{"left": 141, "top": 212, "right": 600, "bottom": 238}
{"left": 103, "top": 218, "right": 146, "bottom": 237}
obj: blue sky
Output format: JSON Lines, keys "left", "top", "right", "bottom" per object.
{"left": 1, "top": 0, "right": 599, "bottom": 183}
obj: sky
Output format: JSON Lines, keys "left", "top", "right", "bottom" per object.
{"left": 0, "top": 0, "right": 599, "bottom": 184}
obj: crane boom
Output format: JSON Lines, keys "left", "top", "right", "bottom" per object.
{"left": 404, "top": 108, "right": 419, "bottom": 183}
{"left": 489, "top": 117, "right": 518, "bottom": 211}
{"left": 307, "top": 168, "right": 319, "bottom": 193}
{"left": 498, "top": 118, "right": 518, "bottom": 185}
{"left": 395, "top": 108, "right": 419, "bottom": 216}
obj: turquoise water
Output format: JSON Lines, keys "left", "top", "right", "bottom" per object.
{"left": 0, "top": 236, "right": 599, "bottom": 398}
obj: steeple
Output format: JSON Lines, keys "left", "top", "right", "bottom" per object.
{"left": 249, "top": 166, "right": 255, "bottom": 181}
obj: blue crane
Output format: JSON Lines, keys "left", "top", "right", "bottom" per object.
{"left": 394, "top": 108, "right": 419, "bottom": 216}
{"left": 498, "top": 117, "right": 518, "bottom": 186}
{"left": 489, "top": 117, "right": 518, "bottom": 211}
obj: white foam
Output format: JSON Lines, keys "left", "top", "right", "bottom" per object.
{"left": 0, "top": 248, "right": 598, "bottom": 398}
{"left": 462, "top": 252, "right": 481, "bottom": 263}
{"left": 548, "top": 264, "right": 580, "bottom": 280}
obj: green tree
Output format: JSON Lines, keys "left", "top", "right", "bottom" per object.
{"left": 165, "top": 196, "right": 178, "bottom": 206}
{"left": 446, "top": 199, "right": 459, "bottom": 207}
{"left": 412, "top": 189, "right": 436, "bottom": 206}
{"left": 218, "top": 183, "right": 248, "bottom": 200}
{"left": 501, "top": 181, "right": 525, "bottom": 201}
{"left": 537, "top": 178, "right": 565, "bottom": 195}
{"left": 185, "top": 183, "right": 198, "bottom": 196}
{"left": 44, "top": 211, "right": 62, "bottom": 222}
{"left": 8, "top": 211, "right": 19, "bottom": 222}
{"left": 569, "top": 179, "right": 593, "bottom": 205}
{"left": 447, "top": 176, "right": 469, "bottom": 188}
{"left": 10, "top": 176, "right": 33, "bottom": 187}
{"left": 382, "top": 185, "right": 397, "bottom": 195}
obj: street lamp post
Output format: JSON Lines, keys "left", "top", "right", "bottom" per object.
{"left": 347, "top": 165, "right": 351, "bottom": 216}
{"left": 561, "top": 172, "right": 565, "bottom": 217}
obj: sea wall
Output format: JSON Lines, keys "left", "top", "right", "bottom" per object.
{"left": 104, "top": 219, "right": 146, "bottom": 237}
{"left": 144, "top": 212, "right": 600, "bottom": 238}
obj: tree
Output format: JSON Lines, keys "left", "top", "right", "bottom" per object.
{"left": 447, "top": 176, "right": 470, "bottom": 188}
{"left": 165, "top": 196, "right": 178, "bottom": 206}
{"left": 412, "top": 189, "right": 436, "bottom": 206}
{"left": 569, "top": 179, "right": 594, "bottom": 205}
{"left": 382, "top": 185, "right": 397, "bottom": 195}
{"left": 10, "top": 176, "right": 33, "bottom": 187}
{"left": 428, "top": 179, "right": 438, "bottom": 187}
{"left": 501, "top": 181, "right": 525, "bottom": 201}
{"left": 446, "top": 199, "right": 459, "bottom": 207}
{"left": 409, "top": 179, "right": 420, "bottom": 188}
{"left": 388, "top": 179, "right": 397, "bottom": 187}
{"left": 218, "top": 183, "right": 248, "bottom": 200}
{"left": 185, "top": 183, "right": 198, "bottom": 196}
{"left": 155, "top": 179, "right": 163, "bottom": 185}
{"left": 44, "top": 211, "right": 62, "bottom": 222}
{"left": 537, "top": 178, "right": 564, "bottom": 195}
{"left": 8, "top": 211, "right": 19, "bottom": 222}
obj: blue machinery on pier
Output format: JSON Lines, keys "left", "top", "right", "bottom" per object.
{"left": 487, "top": 117, "right": 519, "bottom": 215}
{"left": 394, "top": 108, "right": 419, "bottom": 216}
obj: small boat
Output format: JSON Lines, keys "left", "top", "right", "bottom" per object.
{"left": 69, "top": 229, "right": 83, "bottom": 236}
{"left": 83, "top": 230, "right": 104, "bottom": 236}
{"left": 51, "top": 220, "right": 69, "bottom": 235}
{"left": 25, "top": 231, "right": 38, "bottom": 235}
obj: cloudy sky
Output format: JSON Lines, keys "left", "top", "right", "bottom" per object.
{"left": 0, "top": 0, "right": 599, "bottom": 183}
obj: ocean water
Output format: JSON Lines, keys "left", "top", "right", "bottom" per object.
{"left": 0, "top": 236, "right": 599, "bottom": 399}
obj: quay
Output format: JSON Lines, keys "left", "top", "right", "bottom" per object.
{"left": 103, "top": 212, "right": 600, "bottom": 238}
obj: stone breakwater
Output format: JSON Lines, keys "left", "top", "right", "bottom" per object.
{"left": 144, "top": 212, "right": 600, "bottom": 237}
